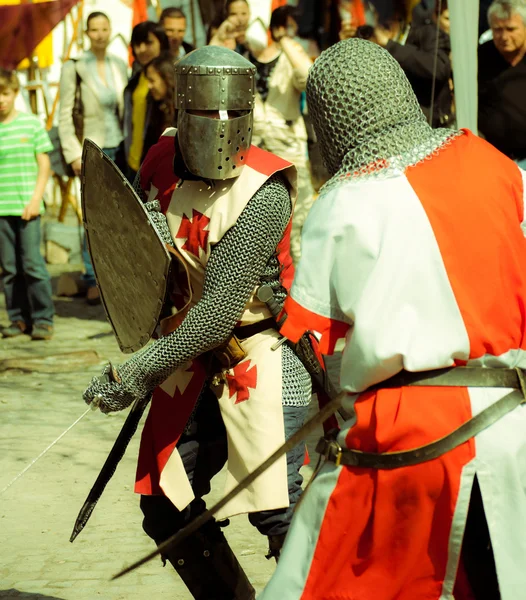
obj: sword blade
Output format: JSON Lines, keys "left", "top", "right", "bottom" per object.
{"left": 70, "top": 395, "right": 151, "bottom": 542}
{"left": 0, "top": 407, "right": 92, "bottom": 496}
{"left": 111, "top": 390, "right": 345, "bottom": 580}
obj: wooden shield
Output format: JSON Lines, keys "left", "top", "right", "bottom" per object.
{"left": 81, "top": 140, "right": 171, "bottom": 353}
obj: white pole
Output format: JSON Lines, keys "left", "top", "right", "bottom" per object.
{"left": 449, "top": 0, "right": 480, "bottom": 131}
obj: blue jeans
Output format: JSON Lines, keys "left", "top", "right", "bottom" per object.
{"left": 0, "top": 216, "right": 54, "bottom": 326}
{"left": 82, "top": 146, "right": 120, "bottom": 288}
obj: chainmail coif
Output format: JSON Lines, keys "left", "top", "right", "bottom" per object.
{"left": 306, "top": 38, "right": 461, "bottom": 189}
{"left": 84, "top": 173, "right": 311, "bottom": 412}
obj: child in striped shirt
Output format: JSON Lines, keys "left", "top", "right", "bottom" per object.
{"left": 0, "top": 69, "right": 54, "bottom": 340}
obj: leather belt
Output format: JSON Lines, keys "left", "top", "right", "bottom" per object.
{"left": 233, "top": 318, "right": 276, "bottom": 340}
{"left": 316, "top": 366, "right": 526, "bottom": 470}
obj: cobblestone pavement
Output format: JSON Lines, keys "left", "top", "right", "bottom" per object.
{"left": 0, "top": 262, "right": 336, "bottom": 600}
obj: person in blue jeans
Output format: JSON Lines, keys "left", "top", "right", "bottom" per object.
{"left": 0, "top": 69, "right": 54, "bottom": 339}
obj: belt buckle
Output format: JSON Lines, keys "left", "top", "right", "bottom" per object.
{"left": 328, "top": 440, "right": 343, "bottom": 467}
{"left": 316, "top": 436, "right": 343, "bottom": 466}
{"left": 211, "top": 371, "right": 228, "bottom": 387}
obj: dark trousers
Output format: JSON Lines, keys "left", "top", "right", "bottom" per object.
{"left": 462, "top": 477, "right": 501, "bottom": 599}
{"left": 0, "top": 216, "right": 54, "bottom": 326}
{"left": 141, "top": 389, "right": 309, "bottom": 545}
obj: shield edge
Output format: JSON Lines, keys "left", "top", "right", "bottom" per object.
{"left": 80, "top": 139, "right": 171, "bottom": 353}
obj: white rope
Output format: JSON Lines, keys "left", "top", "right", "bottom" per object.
{"left": 0, "top": 407, "right": 92, "bottom": 495}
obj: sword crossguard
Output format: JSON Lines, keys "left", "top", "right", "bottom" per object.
{"left": 91, "top": 363, "right": 121, "bottom": 411}
{"left": 108, "top": 362, "right": 122, "bottom": 384}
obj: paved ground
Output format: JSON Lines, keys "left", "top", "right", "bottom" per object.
{"left": 0, "top": 260, "right": 334, "bottom": 600}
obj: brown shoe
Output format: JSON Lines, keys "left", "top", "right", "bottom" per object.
{"left": 2, "top": 321, "right": 30, "bottom": 338}
{"left": 86, "top": 286, "right": 101, "bottom": 306}
{"left": 31, "top": 324, "right": 54, "bottom": 341}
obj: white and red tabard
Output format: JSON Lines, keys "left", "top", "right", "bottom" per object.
{"left": 135, "top": 129, "right": 298, "bottom": 519}
{"left": 260, "top": 130, "right": 526, "bottom": 600}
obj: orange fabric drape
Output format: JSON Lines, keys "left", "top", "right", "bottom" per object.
{"left": 129, "top": 0, "right": 148, "bottom": 66}
{"left": 267, "top": 0, "right": 288, "bottom": 44}
{"left": 132, "top": 0, "right": 148, "bottom": 27}
{"left": 350, "top": 0, "right": 366, "bottom": 27}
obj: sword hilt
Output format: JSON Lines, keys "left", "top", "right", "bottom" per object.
{"left": 91, "top": 362, "right": 121, "bottom": 411}
{"left": 256, "top": 284, "right": 283, "bottom": 323}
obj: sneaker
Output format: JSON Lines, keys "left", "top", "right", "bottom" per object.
{"left": 31, "top": 323, "right": 54, "bottom": 341}
{"left": 86, "top": 286, "right": 101, "bottom": 306}
{"left": 2, "top": 321, "right": 30, "bottom": 338}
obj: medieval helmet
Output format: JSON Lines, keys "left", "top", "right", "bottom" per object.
{"left": 174, "top": 46, "right": 256, "bottom": 180}
{"left": 306, "top": 39, "right": 456, "bottom": 187}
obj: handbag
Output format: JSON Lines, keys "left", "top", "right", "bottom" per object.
{"left": 49, "top": 59, "right": 83, "bottom": 178}
{"left": 71, "top": 60, "right": 84, "bottom": 142}
{"left": 48, "top": 125, "right": 73, "bottom": 178}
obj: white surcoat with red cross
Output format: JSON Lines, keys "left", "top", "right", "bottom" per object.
{"left": 135, "top": 129, "right": 298, "bottom": 519}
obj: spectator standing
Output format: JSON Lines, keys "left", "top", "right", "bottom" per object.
{"left": 159, "top": 7, "right": 194, "bottom": 59}
{"left": 435, "top": 1, "right": 450, "bottom": 35}
{"left": 58, "top": 11, "right": 128, "bottom": 305}
{"left": 248, "top": 6, "right": 316, "bottom": 264}
{"left": 478, "top": 0, "right": 526, "bottom": 168}
{"left": 143, "top": 53, "right": 176, "bottom": 152}
{"left": 123, "top": 21, "right": 169, "bottom": 184}
{"left": 58, "top": 12, "right": 128, "bottom": 175}
{"left": 211, "top": 4, "right": 316, "bottom": 264}
{"left": 372, "top": 2, "right": 453, "bottom": 127}
{"left": 209, "top": 0, "right": 251, "bottom": 52}
{"left": 0, "top": 69, "right": 54, "bottom": 340}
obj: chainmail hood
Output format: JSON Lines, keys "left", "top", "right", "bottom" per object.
{"left": 306, "top": 39, "right": 460, "bottom": 189}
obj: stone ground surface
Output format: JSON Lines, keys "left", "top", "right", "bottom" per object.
{"left": 0, "top": 258, "right": 339, "bottom": 600}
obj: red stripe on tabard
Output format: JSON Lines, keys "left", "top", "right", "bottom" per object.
{"left": 276, "top": 217, "right": 295, "bottom": 292}
{"left": 245, "top": 144, "right": 293, "bottom": 176}
{"left": 300, "top": 386, "right": 474, "bottom": 600}
{"left": 281, "top": 296, "right": 350, "bottom": 354}
{"left": 134, "top": 408, "right": 159, "bottom": 495}
{"left": 135, "top": 360, "right": 207, "bottom": 495}
{"left": 405, "top": 130, "right": 526, "bottom": 360}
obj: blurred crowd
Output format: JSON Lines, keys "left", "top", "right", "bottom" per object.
{"left": 1, "top": 0, "right": 526, "bottom": 340}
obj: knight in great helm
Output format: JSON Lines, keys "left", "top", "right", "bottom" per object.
{"left": 259, "top": 38, "right": 526, "bottom": 600}
{"left": 83, "top": 46, "right": 312, "bottom": 599}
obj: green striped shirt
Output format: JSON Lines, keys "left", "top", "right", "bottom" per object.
{"left": 0, "top": 112, "right": 53, "bottom": 216}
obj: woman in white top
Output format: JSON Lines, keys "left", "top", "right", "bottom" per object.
{"left": 58, "top": 12, "right": 128, "bottom": 175}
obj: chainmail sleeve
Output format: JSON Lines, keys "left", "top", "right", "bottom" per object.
{"left": 132, "top": 170, "right": 148, "bottom": 202}
{"left": 118, "top": 173, "right": 292, "bottom": 398}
